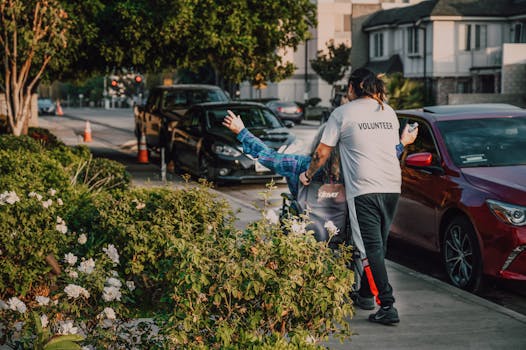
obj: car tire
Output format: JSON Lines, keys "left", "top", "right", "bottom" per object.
{"left": 442, "top": 216, "right": 483, "bottom": 292}
{"left": 198, "top": 155, "right": 212, "bottom": 181}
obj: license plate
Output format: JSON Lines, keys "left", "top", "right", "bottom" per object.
{"left": 255, "top": 160, "right": 270, "bottom": 172}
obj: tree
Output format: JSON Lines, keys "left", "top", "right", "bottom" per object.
{"left": 2, "top": 0, "right": 317, "bottom": 135}
{"left": 161, "top": 0, "right": 316, "bottom": 89}
{"left": 1, "top": 0, "right": 70, "bottom": 136}
{"left": 384, "top": 72, "right": 424, "bottom": 110}
{"left": 310, "top": 40, "right": 351, "bottom": 87}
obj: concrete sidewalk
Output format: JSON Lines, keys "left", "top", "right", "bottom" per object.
{"left": 38, "top": 115, "right": 526, "bottom": 349}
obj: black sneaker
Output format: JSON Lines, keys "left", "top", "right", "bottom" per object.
{"left": 351, "top": 292, "right": 375, "bottom": 310}
{"left": 368, "top": 305, "right": 400, "bottom": 325}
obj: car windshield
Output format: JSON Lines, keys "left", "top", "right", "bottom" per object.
{"left": 438, "top": 117, "right": 526, "bottom": 167}
{"left": 206, "top": 107, "right": 283, "bottom": 130}
{"left": 38, "top": 99, "right": 53, "bottom": 106}
{"left": 163, "top": 88, "right": 228, "bottom": 110}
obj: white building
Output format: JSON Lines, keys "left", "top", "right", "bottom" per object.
{"left": 240, "top": 0, "right": 420, "bottom": 107}
{"left": 361, "top": 0, "right": 526, "bottom": 105}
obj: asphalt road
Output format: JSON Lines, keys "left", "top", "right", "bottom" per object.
{"left": 39, "top": 108, "right": 526, "bottom": 316}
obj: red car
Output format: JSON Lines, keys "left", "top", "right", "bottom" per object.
{"left": 392, "top": 104, "right": 526, "bottom": 291}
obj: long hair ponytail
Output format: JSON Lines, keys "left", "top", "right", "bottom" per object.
{"left": 348, "top": 68, "right": 386, "bottom": 110}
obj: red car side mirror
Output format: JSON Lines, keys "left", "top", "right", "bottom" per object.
{"left": 406, "top": 152, "right": 433, "bottom": 167}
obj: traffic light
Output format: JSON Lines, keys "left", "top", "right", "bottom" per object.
{"left": 110, "top": 79, "right": 118, "bottom": 88}
{"left": 134, "top": 75, "right": 143, "bottom": 84}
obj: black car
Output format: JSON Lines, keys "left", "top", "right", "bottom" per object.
{"left": 170, "top": 102, "right": 298, "bottom": 183}
{"left": 134, "top": 84, "right": 230, "bottom": 152}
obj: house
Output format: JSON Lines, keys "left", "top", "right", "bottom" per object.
{"left": 361, "top": 0, "right": 526, "bottom": 105}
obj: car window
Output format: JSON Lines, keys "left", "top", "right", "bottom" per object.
{"left": 438, "top": 117, "right": 526, "bottom": 167}
{"left": 205, "top": 107, "right": 283, "bottom": 130}
{"left": 162, "top": 88, "right": 228, "bottom": 111}
{"left": 399, "top": 117, "right": 441, "bottom": 167}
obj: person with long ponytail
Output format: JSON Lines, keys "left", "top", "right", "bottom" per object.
{"left": 300, "top": 67, "right": 407, "bottom": 325}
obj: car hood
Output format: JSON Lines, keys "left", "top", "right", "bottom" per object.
{"left": 462, "top": 165, "right": 526, "bottom": 205}
{"left": 208, "top": 127, "right": 294, "bottom": 150}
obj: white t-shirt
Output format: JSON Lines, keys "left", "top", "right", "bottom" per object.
{"left": 321, "top": 98, "right": 401, "bottom": 198}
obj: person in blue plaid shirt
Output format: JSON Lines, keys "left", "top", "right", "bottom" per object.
{"left": 222, "top": 109, "right": 415, "bottom": 198}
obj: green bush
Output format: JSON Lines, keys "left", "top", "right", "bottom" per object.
{"left": 0, "top": 148, "right": 74, "bottom": 196}
{"left": 0, "top": 189, "right": 74, "bottom": 296}
{"left": 82, "top": 184, "right": 354, "bottom": 348}
{"left": 162, "top": 215, "right": 354, "bottom": 349}
{"left": 72, "top": 156, "right": 131, "bottom": 192}
{"left": 82, "top": 185, "right": 235, "bottom": 291}
{"left": 0, "top": 131, "right": 356, "bottom": 348}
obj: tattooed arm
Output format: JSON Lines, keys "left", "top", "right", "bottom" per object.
{"left": 299, "top": 143, "right": 333, "bottom": 186}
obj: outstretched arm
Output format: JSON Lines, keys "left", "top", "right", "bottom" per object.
{"left": 223, "top": 110, "right": 306, "bottom": 180}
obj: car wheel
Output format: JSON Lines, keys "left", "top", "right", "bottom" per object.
{"left": 442, "top": 216, "right": 483, "bottom": 292}
{"left": 198, "top": 155, "right": 212, "bottom": 181}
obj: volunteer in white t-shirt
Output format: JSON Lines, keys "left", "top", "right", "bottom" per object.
{"left": 299, "top": 68, "right": 404, "bottom": 325}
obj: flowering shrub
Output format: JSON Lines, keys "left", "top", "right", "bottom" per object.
{"left": 81, "top": 183, "right": 236, "bottom": 298}
{"left": 0, "top": 189, "right": 73, "bottom": 295}
{"left": 1, "top": 130, "right": 357, "bottom": 348}
{"left": 0, "top": 190, "right": 161, "bottom": 349}
{"left": 158, "top": 189, "right": 355, "bottom": 349}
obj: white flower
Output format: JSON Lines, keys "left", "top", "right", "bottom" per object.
{"left": 102, "top": 307, "right": 116, "bottom": 320}
{"left": 126, "top": 281, "right": 135, "bottom": 291}
{"left": 106, "top": 277, "right": 122, "bottom": 289}
{"left": 7, "top": 297, "right": 27, "bottom": 314}
{"left": 132, "top": 199, "right": 146, "bottom": 210}
{"left": 57, "top": 198, "right": 64, "bottom": 206}
{"left": 324, "top": 220, "right": 340, "bottom": 236}
{"left": 42, "top": 199, "right": 53, "bottom": 208}
{"left": 82, "top": 346, "right": 95, "bottom": 350}
{"left": 56, "top": 223, "right": 68, "bottom": 234}
{"left": 48, "top": 188, "right": 57, "bottom": 196}
{"left": 77, "top": 233, "right": 87, "bottom": 245}
{"left": 78, "top": 258, "right": 95, "bottom": 274}
{"left": 64, "top": 253, "right": 78, "bottom": 266}
{"left": 263, "top": 209, "right": 280, "bottom": 225}
{"left": 28, "top": 192, "right": 43, "bottom": 201}
{"left": 35, "top": 296, "right": 50, "bottom": 306}
{"left": 0, "top": 191, "right": 20, "bottom": 205}
{"left": 0, "top": 300, "right": 8, "bottom": 310}
{"left": 102, "top": 286, "right": 122, "bottom": 302}
{"left": 57, "top": 320, "right": 78, "bottom": 335}
{"left": 290, "top": 219, "right": 307, "bottom": 235}
{"left": 68, "top": 269, "right": 79, "bottom": 279}
{"left": 40, "top": 314, "right": 49, "bottom": 328}
{"left": 103, "top": 244, "right": 119, "bottom": 265}
{"left": 64, "top": 284, "right": 90, "bottom": 299}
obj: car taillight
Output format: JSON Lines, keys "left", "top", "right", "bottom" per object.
{"left": 277, "top": 107, "right": 283, "bottom": 112}
{"left": 297, "top": 107, "right": 302, "bottom": 113}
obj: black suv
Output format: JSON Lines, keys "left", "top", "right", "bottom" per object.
{"left": 134, "top": 84, "right": 230, "bottom": 152}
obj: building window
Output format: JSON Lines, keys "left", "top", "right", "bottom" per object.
{"left": 373, "top": 32, "right": 384, "bottom": 57}
{"left": 407, "top": 27, "right": 420, "bottom": 55}
{"left": 463, "top": 24, "right": 487, "bottom": 51}
{"left": 335, "top": 14, "right": 351, "bottom": 33}
{"left": 457, "top": 81, "right": 471, "bottom": 93}
{"left": 512, "top": 23, "right": 525, "bottom": 43}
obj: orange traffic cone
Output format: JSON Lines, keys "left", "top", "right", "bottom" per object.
{"left": 137, "top": 133, "right": 149, "bottom": 163}
{"left": 56, "top": 100, "right": 63, "bottom": 116}
{"left": 83, "top": 120, "right": 92, "bottom": 143}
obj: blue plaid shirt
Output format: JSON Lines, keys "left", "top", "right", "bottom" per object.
{"left": 237, "top": 128, "right": 405, "bottom": 198}
{"left": 237, "top": 128, "right": 310, "bottom": 198}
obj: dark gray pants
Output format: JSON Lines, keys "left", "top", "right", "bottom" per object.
{"left": 355, "top": 193, "right": 400, "bottom": 307}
